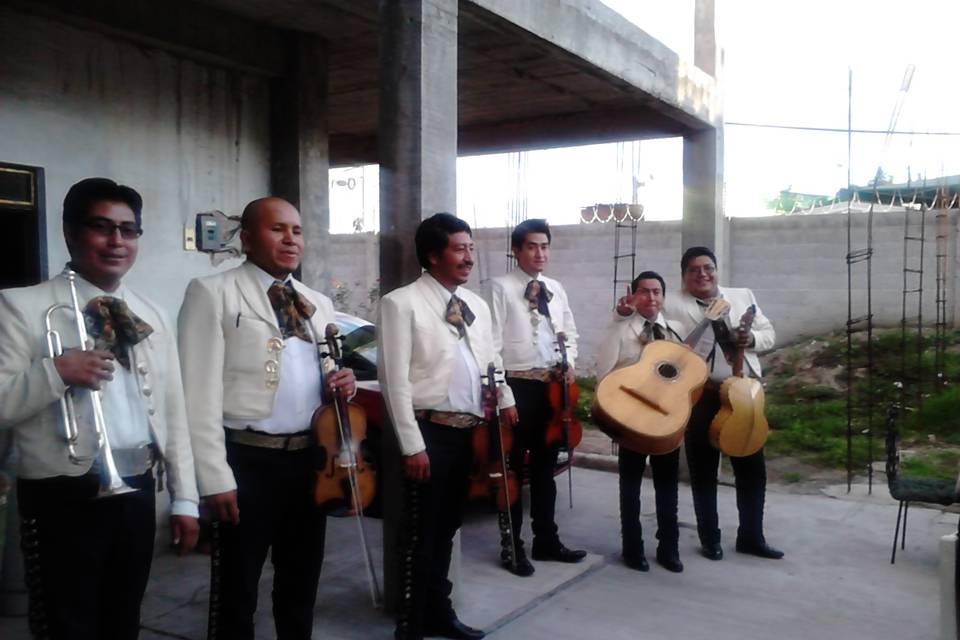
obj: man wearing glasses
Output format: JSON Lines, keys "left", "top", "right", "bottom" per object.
{"left": 0, "top": 177, "right": 200, "bottom": 639}
{"left": 662, "top": 246, "right": 784, "bottom": 562}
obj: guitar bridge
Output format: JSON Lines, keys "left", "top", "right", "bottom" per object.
{"left": 618, "top": 385, "right": 669, "bottom": 416}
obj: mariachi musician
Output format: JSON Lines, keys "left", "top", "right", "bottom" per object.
{"left": 0, "top": 177, "right": 199, "bottom": 640}
{"left": 598, "top": 271, "right": 684, "bottom": 573}
{"left": 662, "top": 246, "right": 783, "bottom": 561}
{"left": 178, "top": 197, "right": 356, "bottom": 640}
{"left": 378, "top": 213, "right": 493, "bottom": 640}
{"left": 488, "top": 219, "right": 586, "bottom": 577}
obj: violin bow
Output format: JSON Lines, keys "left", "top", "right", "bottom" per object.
{"left": 484, "top": 362, "right": 519, "bottom": 574}
{"left": 312, "top": 323, "right": 382, "bottom": 608}
{"left": 556, "top": 332, "right": 574, "bottom": 510}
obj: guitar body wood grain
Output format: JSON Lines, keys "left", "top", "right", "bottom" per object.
{"left": 592, "top": 340, "right": 708, "bottom": 455}
{"left": 709, "top": 377, "right": 769, "bottom": 457}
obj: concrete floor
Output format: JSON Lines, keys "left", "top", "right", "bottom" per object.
{"left": 0, "top": 467, "right": 953, "bottom": 640}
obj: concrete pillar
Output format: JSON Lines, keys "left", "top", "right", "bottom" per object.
{"left": 270, "top": 32, "right": 331, "bottom": 292}
{"left": 378, "top": 0, "right": 459, "bottom": 294}
{"left": 682, "top": 127, "right": 727, "bottom": 276}
{"left": 378, "top": 0, "right": 459, "bottom": 613}
{"left": 694, "top": 0, "right": 717, "bottom": 77}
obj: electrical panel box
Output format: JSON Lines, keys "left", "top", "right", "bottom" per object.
{"left": 195, "top": 213, "right": 225, "bottom": 252}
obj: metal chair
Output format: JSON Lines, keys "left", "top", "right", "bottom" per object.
{"left": 885, "top": 405, "right": 959, "bottom": 563}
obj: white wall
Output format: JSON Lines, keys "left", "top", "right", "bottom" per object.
{"left": 0, "top": 7, "right": 271, "bottom": 315}
{"left": 328, "top": 210, "right": 958, "bottom": 375}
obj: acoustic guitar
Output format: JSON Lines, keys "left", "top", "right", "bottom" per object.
{"left": 592, "top": 300, "right": 729, "bottom": 455}
{"left": 708, "top": 304, "right": 769, "bottom": 457}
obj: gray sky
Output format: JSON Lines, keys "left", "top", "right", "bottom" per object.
{"left": 330, "top": 0, "right": 960, "bottom": 232}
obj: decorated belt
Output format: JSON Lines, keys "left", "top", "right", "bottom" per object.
{"left": 414, "top": 410, "right": 483, "bottom": 429}
{"left": 225, "top": 428, "right": 313, "bottom": 451}
{"left": 505, "top": 368, "right": 556, "bottom": 382}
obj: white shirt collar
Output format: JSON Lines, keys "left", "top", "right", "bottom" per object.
{"left": 422, "top": 271, "right": 462, "bottom": 302}
{"left": 637, "top": 310, "right": 667, "bottom": 330}
{"left": 248, "top": 262, "right": 293, "bottom": 292}
{"left": 513, "top": 268, "right": 542, "bottom": 284}
{"left": 65, "top": 265, "right": 128, "bottom": 302}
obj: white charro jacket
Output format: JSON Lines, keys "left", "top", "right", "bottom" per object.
{"left": 661, "top": 286, "right": 775, "bottom": 378}
{"left": 377, "top": 273, "right": 503, "bottom": 456}
{"left": 177, "top": 260, "right": 335, "bottom": 496}
{"left": 488, "top": 269, "right": 578, "bottom": 407}
{"left": 0, "top": 271, "right": 199, "bottom": 508}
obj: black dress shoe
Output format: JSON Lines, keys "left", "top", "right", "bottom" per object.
{"left": 736, "top": 540, "right": 784, "bottom": 559}
{"left": 423, "top": 615, "right": 485, "bottom": 640}
{"left": 531, "top": 541, "right": 587, "bottom": 563}
{"left": 700, "top": 543, "right": 723, "bottom": 561}
{"left": 623, "top": 552, "right": 649, "bottom": 572}
{"left": 655, "top": 548, "right": 684, "bottom": 573}
{"left": 502, "top": 545, "right": 535, "bottom": 577}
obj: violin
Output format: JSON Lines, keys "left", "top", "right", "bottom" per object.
{"left": 544, "top": 332, "right": 582, "bottom": 508}
{"left": 312, "top": 323, "right": 376, "bottom": 514}
{"left": 468, "top": 362, "right": 521, "bottom": 571}
{"left": 468, "top": 363, "right": 520, "bottom": 512}
{"left": 544, "top": 332, "right": 583, "bottom": 451}
{"left": 310, "top": 323, "right": 381, "bottom": 606}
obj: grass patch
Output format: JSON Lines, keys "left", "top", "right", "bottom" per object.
{"left": 763, "top": 328, "right": 960, "bottom": 482}
{"left": 782, "top": 471, "right": 804, "bottom": 484}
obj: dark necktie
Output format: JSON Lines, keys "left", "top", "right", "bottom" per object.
{"left": 84, "top": 297, "right": 153, "bottom": 370}
{"left": 267, "top": 281, "right": 316, "bottom": 342}
{"left": 524, "top": 279, "right": 553, "bottom": 317}
{"left": 640, "top": 320, "right": 665, "bottom": 345}
{"left": 445, "top": 295, "right": 475, "bottom": 339}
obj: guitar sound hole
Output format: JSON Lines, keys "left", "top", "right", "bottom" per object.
{"left": 656, "top": 362, "right": 679, "bottom": 380}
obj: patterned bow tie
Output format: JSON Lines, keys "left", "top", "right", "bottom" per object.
{"left": 524, "top": 279, "right": 553, "bottom": 317}
{"left": 267, "top": 281, "right": 316, "bottom": 342}
{"left": 445, "top": 294, "right": 475, "bottom": 339}
{"left": 84, "top": 297, "right": 153, "bottom": 370}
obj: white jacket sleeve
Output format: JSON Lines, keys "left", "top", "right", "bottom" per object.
{"left": 177, "top": 279, "right": 234, "bottom": 497}
{"left": 487, "top": 280, "right": 515, "bottom": 409}
{"left": 747, "top": 290, "right": 776, "bottom": 352}
{"left": 0, "top": 292, "right": 67, "bottom": 428}
{"left": 377, "top": 294, "right": 425, "bottom": 456}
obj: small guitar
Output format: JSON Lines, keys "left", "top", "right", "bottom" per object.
{"left": 709, "top": 304, "right": 769, "bottom": 457}
{"left": 592, "top": 300, "right": 729, "bottom": 455}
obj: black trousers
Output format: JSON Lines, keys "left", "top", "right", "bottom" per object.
{"left": 210, "top": 440, "right": 327, "bottom": 640}
{"left": 618, "top": 446, "right": 680, "bottom": 557}
{"left": 18, "top": 470, "right": 156, "bottom": 640}
{"left": 505, "top": 377, "right": 560, "bottom": 547}
{"left": 684, "top": 387, "right": 768, "bottom": 547}
{"left": 396, "top": 420, "right": 473, "bottom": 640}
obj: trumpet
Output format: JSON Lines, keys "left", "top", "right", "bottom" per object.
{"left": 44, "top": 268, "right": 135, "bottom": 498}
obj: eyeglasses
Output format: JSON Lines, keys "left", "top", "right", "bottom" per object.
{"left": 82, "top": 217, "right": 143, "bottom": 240}
{"left": 684, "top": 265, "right": 716, "bottom": 275}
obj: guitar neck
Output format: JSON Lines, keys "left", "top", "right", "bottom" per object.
{"left": 733, "top": 348, "right": 745, "bottom": 378}
{"left": 683, "top": 316, "right": 716, "bottom": 358}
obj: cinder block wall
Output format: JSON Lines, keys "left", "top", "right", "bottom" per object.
{"left": 328, "top": 209, "right": 958, "bottom": 375}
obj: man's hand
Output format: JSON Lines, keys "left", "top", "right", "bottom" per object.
{"left": 565, "top": 366, "right": 576, "bottom": 385}
{"left": 53, "top": 349, "right": 115, "bottom": 389}
{"left": 325, "top": 368, "right": 357, "bottom": 401}
{"left": 404, "top": 451, "right": 430, "bottom": 483}
{"left": 170, "top": 515, "right": 200, "bottom": 556}
{"left": 615, "top": 284, "right": 635, "bottom": 317}
{"left": 501, "top": 405, "right": 519, "bottom": 428}
{"left": 204, "top": 490, "right": 240, "bottom": 525}
{"left": 736, "top": 330, "right": 755, "bottom": 349}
